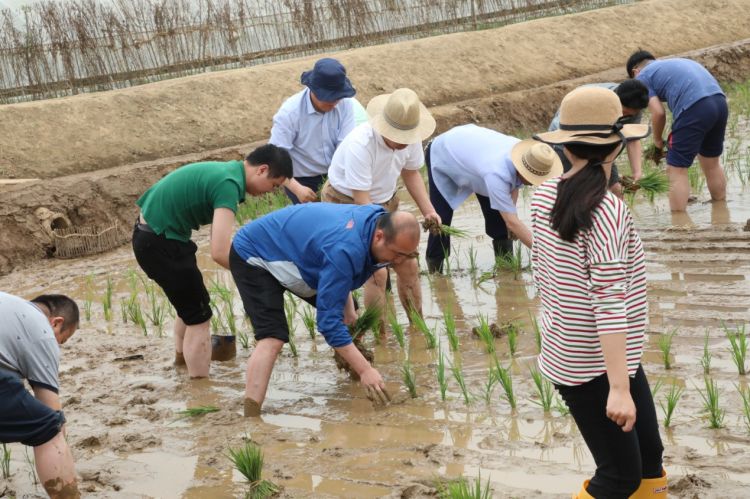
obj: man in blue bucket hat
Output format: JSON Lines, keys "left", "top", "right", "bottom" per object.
{"left": 270, "top": 58, "right": 358, "bottom": 204}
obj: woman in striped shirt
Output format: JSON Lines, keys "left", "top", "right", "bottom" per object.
{"left": 531, "top": 86, "right": 666, "bottom": 499}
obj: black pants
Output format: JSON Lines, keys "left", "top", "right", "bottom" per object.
{"left": 556, "top": 365, "right": 664, "bottom": 498}
{"left": 424, "top": 143, "right": 509, "bottom": 261}
{"left": 284, "top": 174, "right": 326, "bottom": 204}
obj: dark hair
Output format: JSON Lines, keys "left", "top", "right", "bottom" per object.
{"left": 550, "top": 142, "right": 621, "bottom": 242}
{"left": 245, "top": 144, "right": 293, "bottom": 179}
{"left": 626, "top": 49, "right": 655, "bottom": 78}
{"left": 615, "top": 79, "right": 649, "bottom": 110}
{"left": 376, "top": 212, "right": 397, "bottom": 243}
{"left": 31, "top": 294, "right": 79, "bottom": 330}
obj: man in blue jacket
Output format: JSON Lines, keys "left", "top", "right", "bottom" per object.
{"left": 230, "top": 203, "right": 420, "bottom": 416}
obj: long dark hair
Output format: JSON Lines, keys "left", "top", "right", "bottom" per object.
{"left": 550, "top": 142, "right": 621, "bottom": 242}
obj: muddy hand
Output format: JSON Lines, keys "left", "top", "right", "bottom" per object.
{"left": 361, "top": 367, "right": 390, "bottom": 406}
{"left": 365, "top": 385, "right": 391, "bottom": 406}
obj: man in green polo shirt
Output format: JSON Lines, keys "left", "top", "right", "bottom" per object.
{"left": 132, "top": 144, "right": 292, "bottom": 378}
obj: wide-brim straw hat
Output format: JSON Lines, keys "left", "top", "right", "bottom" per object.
{"left": 510, "top": 139, "right": 563, "bottom": 186}
{"left": 367, "top": 88, "right": 436, "bottom": 144}
{"left": 534, "top": 86, "right": 649, "bottom": 146}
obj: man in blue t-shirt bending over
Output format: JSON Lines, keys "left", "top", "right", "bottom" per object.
{"left": 230, "top": 203, "right": 420, "bottom": 416}
{"left": 627, "top": 50, "right": 728, "bottom": 212}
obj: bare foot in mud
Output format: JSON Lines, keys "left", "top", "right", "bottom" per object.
{"left": 174, "top": 351, "right": 186, "bottom": 366}
{"left": 244, "top": 398, "right": 262, "bottom": 417}
{"left": 43, "top": 477, "right": 80, "bottom": 499}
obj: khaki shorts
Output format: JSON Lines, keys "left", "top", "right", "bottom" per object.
{"left": 320, "top": 180, "right": 400, "bottom": 213}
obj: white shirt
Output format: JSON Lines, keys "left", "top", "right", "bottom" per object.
{"left": 269, "top": 88, "right": 356, "bottom": 177}
{"left": 328, "top": 123, "right": 425, "bottom": 204}
{"left": 429, "top": 124, "right": 523, "bottom": 213}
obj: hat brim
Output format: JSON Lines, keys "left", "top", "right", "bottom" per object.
{"left": 510, "top": 139, "right": 564, "bottom": 186}
{"left": 301, "top": 70, "right": 356, "bottom": 102}
{"left": 533, "top": 123, "right": 650, "bottom": 146}
{"left": 366, "top": 93, "right": 436, "bottom": 144}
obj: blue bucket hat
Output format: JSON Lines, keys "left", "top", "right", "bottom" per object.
{"left": 300, "top": 58, "right": 356, "bottom": 102}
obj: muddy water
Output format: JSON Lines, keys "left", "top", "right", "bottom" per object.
{"left": 1, "top": 147, "right": 750, "bottom": 497}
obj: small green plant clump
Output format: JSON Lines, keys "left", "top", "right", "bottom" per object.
{"left": 350, "top": 303, "right": 382, "bottom": 342}
{"left": 474, "top": 314, "right": 495, "bottom": 355}
{"left": 402, "top": 360, "right": 418, "bottom": 398}
{"left": 228, "top": 441, "right": 279, "bottom": 499}
{"left": 1, "top": 443, "right": 10, "bottom": 479}
{"left": 737, "top": 383, "right": 750, "bottom": 434}
{"left": 300, "top": 305, "right": 316, "bottom": 341}
{"left": 409, "top": 307, "right": 436, "bottom": 349}
{"left": 437, "top": 471, "right": 493, "bottom": 499}
{"left": 701, "top": 329, "right": 712, "bottom": 375}
{"left": 443, "top": 308, "right": 460, "bottom": 352}
{"left": 724, "top": 322, "right": 747, "bottom": 375}
{"left": 697, "top": 376, "right": 725, "bottom": 429}
{"left": 530, "top": 366, "right": 554, "bottom": 413}
{"left": 450, "top": 362, "right": 472, "bottom": 406}
{"left": 436, "top": 346, "right": 448, "bottom": 402}
{"left": 659, "top": 382, "right": 684, "bottom": 428}
{"left": 493, "top": 361, "right": 516, "bottom": 410}
{"left": 388, "top": 311, "right": 406, "bottom": 350}
{"left": 174, "top": 405, "right": 220, "bottom": 422}
{"left": 657, "top": 329, "right": 676, "bottom": 370}
{"left": 102, "top": 276, "right": 114, "bottom": 322}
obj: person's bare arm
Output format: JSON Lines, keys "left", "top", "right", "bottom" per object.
{"left": 500, "top": 212, "right": 532, "bottom": 248}
{"left": 600, "top": 333, "right": 636, "bottom": 432}
{"left": 626, "top": 140, "right": 644, "bottom": 181}
{"left": 401, "top": 169, "right": 440, "bottom": 224}
{"left": 284, "top": 178, "right": 317, "bottom": 203}
{"left": 333, "top": 343, "right": 390, "bottom": 404}
{"left": 210, "top": 208, "right": 236, "bottom": 269}
{"left": 351, "top": 189, "right": 373, "bottom": 205}
{"left": 648, "top": 96, "right": 667, "bottom": 149}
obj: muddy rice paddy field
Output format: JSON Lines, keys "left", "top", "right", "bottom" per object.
{"left": 1, "top": 91, "right": 750, "bottom": 497}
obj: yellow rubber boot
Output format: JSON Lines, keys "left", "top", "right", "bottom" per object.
{"left": 629, "top": 470, "right": 668, "bottom": 498}
{"left": 572, "top": 479, "right": 595, "bottom": 499}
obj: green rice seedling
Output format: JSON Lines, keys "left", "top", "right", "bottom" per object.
{"left": 475, "top": 271, "right": 495, "bottom": 286}
{"left": 467, "top": 244, "right": 478, "bottom": 274}
{"left": 83, "top": 274, "right": 94, "bottom": 321}
{"left": 494, "top": 243, "right": 527, "bottom": 279}
{"left": 287, "top": 327, "right": 298, "bottom": 358}
{"left": 119, "top": 298, "right": 128, "bottom": 323}
{"left": 437, "top": 471, "right": 492, "bottom": 499}
{"left": 474, "top": 314, "right": 495, "bottom": 355}
{"left": 402, "top": 360, "right": 418, "bottom": 398}
{"left": 657, "top": 329, "right": 676, "bottom": 370}
{"left": 237, "top": 329, "right": 250, "bottom": 349}
{"left": 637, "top": 169, "right": 670, "bottom": 202}
{"left": 102, "top": 276, "right": 113, "bottom": 322}
{"left": 650, "top": 377, "right": 664, "bottom": 399}
{"left": 436, "top": 346, "right": 448, "bottom": 402}
{"left": 228, "top": 441, "right": 279, "bottom": 498}
{"left": 482, "top": 366, "right": 498, "bottom": 405}
{"left": 174, "top": 405, "right": 220, "bottom": 422}
{"left": 493, "top": 361, "right": 516, "bottom": 410}
{"left": 300, "top": 305, "right": 316, "bottom": 341}
{"left": 701, "top": 328, "right": 712, "bottom": 375}
{"left": 283, "top": 294, "right": 297, "bottom": 353}
{"left": 738, "top": 384, "right": 750, "bottom": 433}
{"left": 554, "top": 395, "right": 570, "bottom": 416}
{"left": 141, "top": 277, "right": 168, "bottom": 334}
{"left": 443, "top": 308, "right": 459, "bottom": 352}
{"left": 24, "top": 446, "right": 38, "bottom": 487}
{"left": 350, "top": 303, "right": 382, "bottom": 342}
{"left": 409, "top": 306, "right": 436, "bottom": 349}
{"left": 1, "top": 443, "right": 9, "bottom": 479}
{"left": 529, "top": 311, "right": 542, "bottom": 354}
{"left": 696, "top": 376, "right": 725, "bottom": 429}
{"left": 126, "top": 299, "right": 148, "bottom": 335}
{"left": 688, "top": 165, "right": 706, "bottom": 193}
{"left": 723, "top": 322, "right": 747, "bottom": 375}
{"left": 530, "top": 366, "right": 554, "bottom": 412}
{"left": 506, "top": 321, "right": 519, "bottom": 357}
{"left": 450, "top": 362, "right": 472, "bottom": 406}
{"left": 659, "top": 382, "right": 684, "bottom": 428}
{"left": 388, "top": 311, "right": 406, "bottom": 350}
{"left": 438, "top": 225, "right": 470, "bottom": 238}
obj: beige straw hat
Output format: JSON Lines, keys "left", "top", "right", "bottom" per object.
{"left": 534, "top": 86, "right": 650, "bottom": 145}
{"left": 367, "top": 88, "right": 436, "bottom": 144}
{"left": 510, "top": 140, "right": 563, "bottom": 186}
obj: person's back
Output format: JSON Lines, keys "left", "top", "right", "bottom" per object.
{"left": 137, "top": 160, "right": 246, "bottom": 241}
{"left": 636, "top": 58, "right": 723, "bottom": 120}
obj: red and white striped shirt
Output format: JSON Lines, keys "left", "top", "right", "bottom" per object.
{"left": 530, "top": 177, "right": 647, "bottom": 386}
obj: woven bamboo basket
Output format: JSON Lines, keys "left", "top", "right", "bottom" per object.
{"left": 52, "top": 220, "right": 129, "bottom": 259}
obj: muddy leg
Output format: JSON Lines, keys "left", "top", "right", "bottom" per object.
{"left": 364, "top": 267, "right": 388, "bottom": 337}
{"left": 698, "top": 154, "right": 727, "bottom": 202}
{"left": 35, "top": 432, "right": 80, "bottom": 499}
{"left": 244, "top": 337, "right": 284, "bottom": 416}
{"left": 393, "top": 258, "right": 421, "bottom": 317}
{"left": 666, "top": 165, "right": 690, "bottom": 211}
{"left": 183, "top": 320, "right": 210, "bottom": 378}
{"left": 173, "top": 316, "right": 187, "bottom": 365}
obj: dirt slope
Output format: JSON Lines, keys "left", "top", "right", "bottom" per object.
{"left": 1, "top": 0, "right": 749, "bottom": 179}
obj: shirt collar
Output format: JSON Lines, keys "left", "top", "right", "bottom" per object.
{"left": 303, "top": 88, "right": 320, "bottom": 116}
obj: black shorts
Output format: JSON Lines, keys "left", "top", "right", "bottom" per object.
{"left": 229, "top": 246, "right": 315, "bottom": 343}
{"left": 0, "top": 372, "right": 66, "bottom": 447}
{"left": 668, "top": 94, "right": 728, "bottom": 167}
{"left": 132, "top": 225, "right": 212, "bottom": 325}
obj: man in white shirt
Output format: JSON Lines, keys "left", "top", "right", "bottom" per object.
{"left": 270, "top": 58, "right": 357, "bottom": 204}
{"left": 322, "top": 88, "right": 440, "bottom": 327}
{"left": 425, "top": 125, "right": 562, "bottom": 273}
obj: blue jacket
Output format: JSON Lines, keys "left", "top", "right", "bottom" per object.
{"left": 232, "top": 203, "right": 386, "bottom": 347}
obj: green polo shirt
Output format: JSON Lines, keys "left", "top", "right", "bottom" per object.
{"left": 137, "top": 160, "right": 246, "bottom": 242}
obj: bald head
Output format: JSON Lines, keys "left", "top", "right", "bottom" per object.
{"left": 371, "top": 211, "right": 421, "bottom": 265}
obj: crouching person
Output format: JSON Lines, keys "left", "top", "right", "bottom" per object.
{"left": 230, "top": 203, "right": 421, "bottom": 415}
{"left": 0, "top": 293, "right": 80, "bottom": 498}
